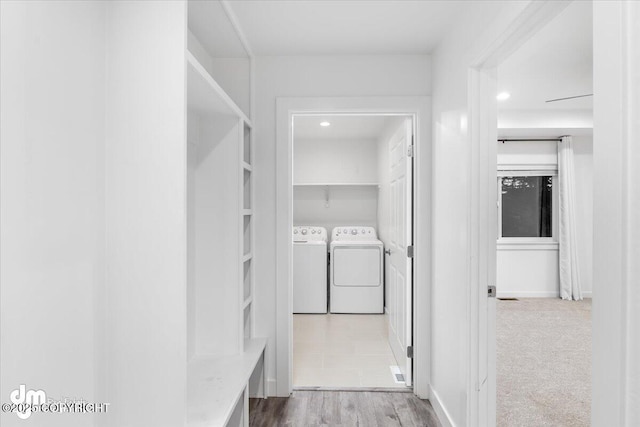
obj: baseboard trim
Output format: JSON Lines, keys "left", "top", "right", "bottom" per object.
{"left": 294, "top": 386, "right": 412, "bottom": 393}
{"left": 497, "top": 290, "right": 593, "bottom": 299}
{"left": 428, "top": 385, "right": 455, "bottom": 427}
{"left": 497, "top": 291, "right": 559, "bottom": 298}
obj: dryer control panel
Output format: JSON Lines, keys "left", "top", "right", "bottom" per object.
{"left": 293, "top": 226, "right": 327, "bottom": 242}
{"left": 331, "top": 226, "right": 378, "bottom": 241}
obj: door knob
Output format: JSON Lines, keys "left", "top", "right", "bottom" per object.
{"left": 384, "top": 249, "right": 391, "bottom": 255}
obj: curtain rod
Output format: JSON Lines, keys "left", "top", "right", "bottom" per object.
{"left": 498, "top": 138, "right": 563, "bottom": 143}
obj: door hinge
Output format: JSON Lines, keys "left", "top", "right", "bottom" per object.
{"left": 407, "top": 144, "right": 415, "bottom": 158}
{"left": 488, "top": 285, "right": 496, "bottom": 298}
{"left": 406, "top": 245, "right": 414, "bottom": 258}
{"left": 407, "top": 346, "right": 414, "bottom": 358}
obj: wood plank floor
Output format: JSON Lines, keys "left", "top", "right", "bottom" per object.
{"left": 249, "top": 391, "right": 441, "bottom": 427}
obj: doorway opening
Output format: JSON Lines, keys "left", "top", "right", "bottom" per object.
{"left": 467, "top": 1, "right": 593, "bottom": 424}
{"left": 269, "top": 97, "right": 432, "bottom": 398}
{"left": 291, "top": 114, "right": 413, "bottom": 389}
{"left": 494, "top": 2, "right": 593, "bottom": 424}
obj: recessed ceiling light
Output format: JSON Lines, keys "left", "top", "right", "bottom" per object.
{"left": 496, "top": 92, "right": 511, "bottom": 101}
{"left": 320, "top": 121, "right": 331, "bottom": 127}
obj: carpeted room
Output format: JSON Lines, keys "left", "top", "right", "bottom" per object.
{"left": 497, "top": 298, "right": 591, "bottom": 426}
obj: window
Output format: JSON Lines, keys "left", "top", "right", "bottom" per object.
{"left": 498, "top": 171, "right": 556, "bottom": 241}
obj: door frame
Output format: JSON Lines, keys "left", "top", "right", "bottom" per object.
{"left": 275, "top": 96, "right": 431, "bottom": 397}
{"left": 466, "top": 1, "right": 574, "bottom": 425}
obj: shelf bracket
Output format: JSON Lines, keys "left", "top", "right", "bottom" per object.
{"left": 324, "top": 185, "right": 330, "bottom": 208}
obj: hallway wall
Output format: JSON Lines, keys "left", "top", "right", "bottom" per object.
{"left": 592, "top": 2, "right": 640, "bottom": 424}
{"left": 0, "top": 2, "right": 106, "bottom": 426}
{"left": 253, "top": 55, "right": 431, "bottom": 395}
{"left": 104, "top": 2, "right": 187, "bottom": 425}
{"left": 430, "top": 1, "right": 534, "bottom": 425}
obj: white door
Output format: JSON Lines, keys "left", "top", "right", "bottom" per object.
{"left": 387, "top": 118, "right": 413, "bottom": 386}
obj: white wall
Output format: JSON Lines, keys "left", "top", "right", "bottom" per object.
{"left": 496, "top": 139, "right": 558, "bottom": 166}
{"left": 0, "top": 2, "right": 105, "bottom": 426}
{"left": 592, "top": 2, "right": 640, "bottom": 423}
{"left": 430, "top": 2, "right": 533, "bottom": 425}
{"left": 293, "top": 138, "right": 378, "bottom": 184}
{"left": 192, "top": 118, "right": 241, "bottom": 357}
{"left": 254, "top": 55, "right": 431, "bottom": 394}
{"left": 293, "top": 137, "right": 379, "bottom": 233}
{"left": 104, "top": 2, "right": 187, "bottom": 426}
{"left": 293, "top": 186, "right": 378, "bottom": 234}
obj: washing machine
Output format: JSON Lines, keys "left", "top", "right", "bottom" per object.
{"left": 293, "top": 226, "right": 328, "bottom": 313}
{"left": 330, "top": 226, "right": 384, "bottom": 314}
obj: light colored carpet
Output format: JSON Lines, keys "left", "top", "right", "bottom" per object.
{"left": 497, "top": 298, "right": 591, "bottom": 426}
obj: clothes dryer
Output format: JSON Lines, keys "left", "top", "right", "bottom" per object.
{"left": 330, "top": 226, "right": 384, "bottom": 313}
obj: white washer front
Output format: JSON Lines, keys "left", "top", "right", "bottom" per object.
{"left": 293, "top": 226, "right": 328, "bottom": 313}
{"left": 330, "top": 227, "right": 384, "bottom": 314}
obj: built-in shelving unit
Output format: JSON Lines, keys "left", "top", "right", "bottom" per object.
{"left": 187, "top": 52, "right": 249, "bottom": 122}
{"left": 241, "top": 119, "right": 255, "bottom": 351}
{"left": 186, "top": 1, "right": 263, "bottom": 426}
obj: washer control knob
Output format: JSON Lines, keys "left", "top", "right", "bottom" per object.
{"left": 351, "top": 228, "right": 357, "bottom": 235}
{"left": 301, "top": 229, "right": 307, "bottom": 235}
{"left": 361, "top": 229, "right": 365, "bottom": 233}
{"left": 294, "top": 230, "right": 298, "bottom": 234}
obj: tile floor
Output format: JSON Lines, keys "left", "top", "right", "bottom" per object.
{"left": 293, "top": 313, "right": 406, "bottom": 388}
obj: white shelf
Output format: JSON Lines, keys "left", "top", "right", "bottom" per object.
{"left": 242, "top": 209, "right": 253, "bottom": 216}
{"left": 187, "top": 51, "right": 251, "bottom": 125}
{"left": 187, "top": 338, "right": 266, "bottom": 427}
{"left": 242, "top": 161, "right": 252, "bottom": 172}
{"left": 242, "top": 253, "right": 253, "bottom": 263}
{"left": 293, "top": 182, "right": 379, "bottom": 186}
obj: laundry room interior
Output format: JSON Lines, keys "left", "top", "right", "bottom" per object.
{"left": 292, "top": 114, "right": 412, "bottom": 389}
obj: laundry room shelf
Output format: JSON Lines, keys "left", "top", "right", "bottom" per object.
{"left": 293, "top": 183, "right": 379, "bottom": 186}
{"left": 187, "top": 51, "right": 251, "bottom": 125}
{"left": 242, "top": 209, "right": 253, "bottom": 216}
{"left": 242, "top": 253, "right": 253, "bottom": 263}
{"left": 187, "top": 337, "right": 266, "bottom": 427}
{"left": 242, "top": 161, "right": 252, "bottom": 172}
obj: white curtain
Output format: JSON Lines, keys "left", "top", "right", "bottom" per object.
{"left": 558, "top": 136, "right": 582, "bottom": 300}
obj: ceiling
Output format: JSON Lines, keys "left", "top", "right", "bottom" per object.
{"left": 217, "top": 0, "right": 592, "bottom": 121}
{"left": 498, "top": 0, "right": 593, "bottom": 112}
{"left": 227, "top": 1, "right": 466, "bottom": 55}
{"left": 294, "top": 115, "right": 394, "bottom": 140}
